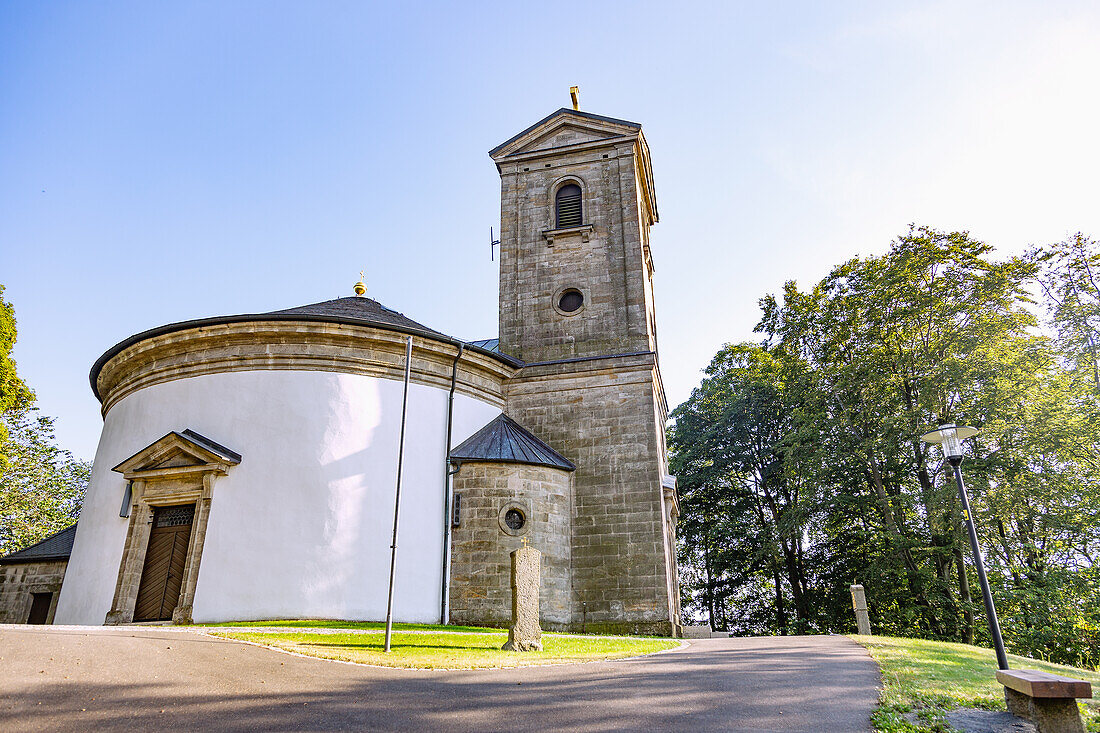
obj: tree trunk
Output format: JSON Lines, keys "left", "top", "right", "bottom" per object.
{"left": 703, "top": 524, "right": 717, "bottom": 631}
{"left": 955, "top": 546, "right": 974, "bottom": 644}
{"left": 773, "top": 562, "right": 788, "bottom": 635}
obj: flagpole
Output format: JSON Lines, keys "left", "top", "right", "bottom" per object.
{"left": 384, "top": 336, "right": 413, "bottom": 652}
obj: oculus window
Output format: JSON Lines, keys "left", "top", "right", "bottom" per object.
{"left": 558, "top": 289, "right": 584, "bottom": 313}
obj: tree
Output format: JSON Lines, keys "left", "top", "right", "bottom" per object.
{"left": 669, "top": 343, "right": 818, "bottom": 634}
{"left": 0, "top": 285, "right": 33, "bottom": 466}
{"left": 756, "top": 226, "right": 1041, "bottom": 641}
{"left": 673, "top": 226, "right": 1100, "bottom": 666}
{"left": 0, "top": 284, "right": 89, "bottom": 555}
{"left": 0, "top": 405, "right": 90, "bottom": 554}
{"left": 1033, "top": 233, "right": 1100, "bottom": 390}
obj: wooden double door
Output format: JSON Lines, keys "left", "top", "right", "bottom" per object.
{"left": 134, "top": 504, "right": 195, "bottom": 622}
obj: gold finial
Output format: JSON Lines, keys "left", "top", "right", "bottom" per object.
{"left": 521, "top": 536, "right": 529, "bottom": 548}
{"left": 569, "top": 86, "right": 579, "bottom": 111}
{"left": 354, "top": 271, "right": 366, "bottom": 297}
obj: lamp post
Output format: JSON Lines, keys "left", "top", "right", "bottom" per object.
{"left": 921, "top": 424, "right": 1009, "bottom": 670}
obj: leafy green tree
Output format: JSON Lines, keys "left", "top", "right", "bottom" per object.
{"left": 673, "top": 226, "right": 1100, "bottom": 666}
{"left": 0, "top": 285, "right": 89, "bottom": 555}
{"left": 1033, "top": 233, "right": 1100, "bottom": 389}
{"left": 670, "top": 343, "right": 817, "bottom": 634}
{"left": 0, "top": 285, "right": 33, "bottom": 466}
{"left": 0, "top": 405, "right": 89, "bottom": 554}
{"left": 755, "top": 226, "right": 1039, "bottom": 640}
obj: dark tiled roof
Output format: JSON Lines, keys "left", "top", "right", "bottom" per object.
{"left": 1, "top": 524, "right": 77, "bottom": 565}
{"left": 90, "top": 296, "right": 523, "bottom": 400}
{"left": 489, "top": 108, "right": 642, "bottom": 158}
{"left": 267, "top": 297, "right": 449, "bottom": 338}
{"left": 450, "top": 414, "right": 575, "bottom": 471}
{"left": 466, "top": 338, "right": 500, "bottom": 354}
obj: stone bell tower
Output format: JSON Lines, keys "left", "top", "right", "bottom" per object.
{"left": 490, "top": 106, "right": 681, "bottom": 636}
{"left": 490, "top": 108, "right": 660, "bottom": 363}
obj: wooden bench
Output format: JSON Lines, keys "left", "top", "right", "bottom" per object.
{"left": 996, "top": 669, "right": 1092, "bottom": 733}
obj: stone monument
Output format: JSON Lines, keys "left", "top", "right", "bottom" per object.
{"left": 502, "top": 542, "right": 542, "bottom": 652}
{"left": 850, "top": 584, "right": 872, "bottom": 635}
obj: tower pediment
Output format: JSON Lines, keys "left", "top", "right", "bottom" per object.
{"left": 489, "top": 108, "right": 642, "bottom": 161}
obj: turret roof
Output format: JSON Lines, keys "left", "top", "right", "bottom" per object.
{"left": 450, "top": 413, "right": 575, "bottom": 471}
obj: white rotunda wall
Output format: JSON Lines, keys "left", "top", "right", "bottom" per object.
{"left": 54, "top": 368, "right": 500, "bottom": 625}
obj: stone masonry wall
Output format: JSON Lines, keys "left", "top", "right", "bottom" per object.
{"left": 0, "top": 560, "right": 67, "bottom": 623}
{"left": 505, "top": 353, "right": 674, "bottom": 636}
{"left": 497, "top": 139, "right": 652, "bottom": 363}
{"left": 449, "top": 462, "right": 572, "bottom": 629}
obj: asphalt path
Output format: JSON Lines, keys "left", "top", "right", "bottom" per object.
{"left": 0, "top": 626, "right": 880, "bottom": 732}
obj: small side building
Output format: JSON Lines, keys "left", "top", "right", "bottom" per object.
{"left": 448, "top": 414, "right": 575, "bottom": 630}
{"left": 0, "top": 525, "right": 76, "bottom": 624}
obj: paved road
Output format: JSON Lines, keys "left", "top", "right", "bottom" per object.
{"left": 0, "top": 626, "right": 880, "bottom": 732}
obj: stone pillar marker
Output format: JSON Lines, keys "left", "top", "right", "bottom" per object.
{"left": 503, "top": 541, "right": 542, "bottom": 652}
{"left": 851, "top": 584, "right": 872, "bottom": 635}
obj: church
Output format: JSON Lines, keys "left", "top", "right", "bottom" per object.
{"left": 44, "top": 104, "right": 682, "bottom": 636}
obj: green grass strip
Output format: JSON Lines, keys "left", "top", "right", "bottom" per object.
{"left": 212, "top": 629, "right": 679, "bottom": 669}
{"left": 852, "top": 635, "right": 1100, "bottom": 732}
{"left": 197, "top": 619, "right": 498, "bottom": 633}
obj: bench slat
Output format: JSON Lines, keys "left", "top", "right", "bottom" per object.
{"left": 996, "top": 669, "right": 1093, "bottom": 699}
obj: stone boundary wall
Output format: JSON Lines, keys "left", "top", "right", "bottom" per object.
{"left": 94, "top": 322, "right": 513, "bottom": 415}
{"left": 0, "top": 560, "right": 67, "bottom": 624}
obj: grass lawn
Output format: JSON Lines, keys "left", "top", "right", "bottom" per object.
{"left": 853, "top": 635, "right": 1100, "bottom": 732}
{"left": 198, "top": 619, "right": 498, "bottom": 633}
{"left": 210, "top": 628, "right": 679, "bottom": 669}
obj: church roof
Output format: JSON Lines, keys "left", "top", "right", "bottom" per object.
{"left": 0, "top": 524, "right": 77, "bottom": 565}
{"left": 450, "top": 414, "right": 575, "bottom": 471}
{"left": 90, "top": 296, "right": 521, "bottom": 400}
{"left": 266, "top": 296, "right": 450, "bottom": 338}
{"left": 466, "top": 338, "right": 500, "bottom": 354}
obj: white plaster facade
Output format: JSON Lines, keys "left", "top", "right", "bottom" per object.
{"left": 55, "top": 369, "right": 499, "bottom": 625}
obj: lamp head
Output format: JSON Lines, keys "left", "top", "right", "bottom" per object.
{"left": 921, "top": 423, "right": 979, "bottom": 461}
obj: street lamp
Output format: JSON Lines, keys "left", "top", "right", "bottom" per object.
{"left": 921, "top": 424, "right": 1009, "bottom": 670}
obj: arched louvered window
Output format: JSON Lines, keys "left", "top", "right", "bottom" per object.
{"left": 555, "top": 183, "right": 583, "bottom": 228}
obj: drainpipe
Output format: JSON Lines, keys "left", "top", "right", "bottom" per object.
{"left": 440, "top": 343, "right": 464, "bottom": 624}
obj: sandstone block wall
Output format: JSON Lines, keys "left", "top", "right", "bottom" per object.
{"left": 449, "top": 462, "right": 572, "bottom": 629}
{"left": 505, "top": 353, "right": 674, "bottom": 636}
{"left": 497, "top": 141, "right": 654, "bottom": 363}
{"left": 0, "top": 560, "right": 67, "bottom": 623}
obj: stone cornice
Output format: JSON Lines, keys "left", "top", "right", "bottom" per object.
{"left": 498, "top": 134, "right": 637, "bottom": 164}
{"left": 95, "top": 321, "right": 514, "bottom": 416}
{"left": 507, "top": 351, "right": 669, "bottom": 418}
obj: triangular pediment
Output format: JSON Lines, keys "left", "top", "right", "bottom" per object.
{"left": 112, "top": 429, "right": 241, "bottom": 478}
{"left": 510, "top": 122, "right": 623, "bottom": 155}
{"left": 489, "top": 108, "right": 641, "bottom": 160}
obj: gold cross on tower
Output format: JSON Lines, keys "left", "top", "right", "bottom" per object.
{"left": 521, "top": 535, "right": 529, "bottom": 548}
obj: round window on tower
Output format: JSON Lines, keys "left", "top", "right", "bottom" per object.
{"left": 504, "top": 509, "right": 525, "bottom": 531}
{"left": 554, "top": 288, "right": 585, "bottom": 316}
{"left": 498, "top": 501, "right": 531, "bottom": 536}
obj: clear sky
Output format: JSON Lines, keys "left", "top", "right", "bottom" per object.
{"left": 3, "top": 1, "right": 1100, "bottom": 461}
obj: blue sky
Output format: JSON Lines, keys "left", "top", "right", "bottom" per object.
{"left": 3, "top": 1, "right": 1100, "bottom": 460}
